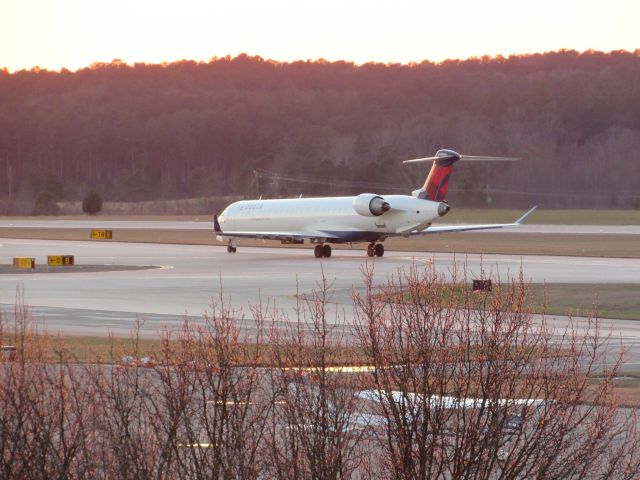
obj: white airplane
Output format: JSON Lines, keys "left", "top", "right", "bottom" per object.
{"left": 356, "top": 389, "right": 547, "bottom": 411}
{"left": 214, "top": 149, "right": 537, "bottom": 257}
{"left": 355, "top": 389, "right": 546, "bottom": 434}
{"left": 284, "top": 374, "right": 543, "bottom": 433}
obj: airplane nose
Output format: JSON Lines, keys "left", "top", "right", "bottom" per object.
{"left": 438, "top": 202, "right": 450, "bottom": 217}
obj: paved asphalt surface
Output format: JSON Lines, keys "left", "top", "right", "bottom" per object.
{"left": 1, "top": 236, "right": 640, "bottom": 369}
{"left": 1, "top": 219, "right": 640, "bottom": 235}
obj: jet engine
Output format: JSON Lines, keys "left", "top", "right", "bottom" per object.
{"left": 353, "top": 193, "right": 390, "bottom": 217}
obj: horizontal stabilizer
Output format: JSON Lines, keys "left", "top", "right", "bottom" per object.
{"left": 412, "top": 206, "right": 537, "bottom": 235}
{"left": 404, "top": 155, "right": 520, "bottom": 164}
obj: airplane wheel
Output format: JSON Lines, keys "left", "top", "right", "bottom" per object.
{"left": 227, "top": 245, "right": 237, "bottom": 253}
{"left": 366, "top": 244, "right": 375, "bottom": 257}
{"left": 375, "top": 244, "right": 384, "bottom": 257}
{"left": 322, "top": 244, "right": 332, "bottom": 258}
{"left": 314, "top": 245, "right": 323, "bottom": 258}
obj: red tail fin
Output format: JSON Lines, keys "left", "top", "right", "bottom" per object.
{"left": 418, "top": 154, "right": 459, "bottom": 201}
{"left": 409, "top": 149, "right": 516, "bottom": 201}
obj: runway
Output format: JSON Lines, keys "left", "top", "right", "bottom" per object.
{"left": 1, "top": 219, "right": 639, "bottom": 235}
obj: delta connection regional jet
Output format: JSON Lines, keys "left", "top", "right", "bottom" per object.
{"left": 214, "top": 149, "right": 537, "bottom": 257}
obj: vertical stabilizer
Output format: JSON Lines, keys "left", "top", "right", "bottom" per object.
{"left": 416, "top": 149, "right": 461, "bottom": 201}
{"left": 406, "top": 149, "right": 519, "bottom": 201}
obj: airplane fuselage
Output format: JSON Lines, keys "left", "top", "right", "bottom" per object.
{"left": 218, "top": 194, "right": 446, "bottom": 243}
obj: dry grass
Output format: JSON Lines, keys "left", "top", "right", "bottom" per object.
{"left": 527, "top": 283, "right": 640, "bottom": 321}
{"left": 440, "top": 208, "right": 640, "bottom": 225}
{"left": 384, "top": 233, "right": 640, "bottom": 258}
{"left": 591, "top": 375, "right": 640, "bottom": 407}
{"left": 4, "top": 207, "right": 640, "bottom": 224}
{"left": 23, "top": 334, "right": 164, "bottom": 363}
{"left": 1, "top": 227, "right": 639, "bottom": 258}
{"left": 0, "top": 332, "right": 366, "bottom": 367}
{"left": 388, "top": 282, "right": 640, "bottom": 321}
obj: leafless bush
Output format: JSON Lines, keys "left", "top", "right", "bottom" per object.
{"left": 150, "top": 299, "right": 271, "bottom": 479}
{"left": 353, "top": 262, "right": 640, "bottom": 479}
{"left": 0, "top": 298, "right": 96, "bottom": 479}
{"left": 1, "top": 264, "right": 639, "bottom": 479}
{"left": 84, "top": 301, "right": 272, "bottom": 479}
{"left": 265, "top": 275, "right": 368, "bottom": 480}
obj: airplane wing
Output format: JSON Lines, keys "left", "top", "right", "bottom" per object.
{"left": 216, "top": 230, "right": 341, "bottom": 241}
{"left": 412, "top": 206, "right": 537, "bottom": 235}
{"left": 213, "top": 216, "right": 340, "bottom": 242}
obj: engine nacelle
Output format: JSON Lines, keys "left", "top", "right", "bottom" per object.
{"left": 353, "top": 193, "right": 390, "bottom": 217}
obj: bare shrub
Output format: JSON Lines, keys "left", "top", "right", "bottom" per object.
{"left": 82, "top": 191, "right": 103, "bottom": 214}
{"left": 1, "top": 264, "right": 639, "bottom": 479}
{"left": 148, "top": 301, "right": 271, "bottom": 479}
{"left": 265, "top": 275, "right": 369, "bottom": 480}
{"left": 0, "top": 297, "right": 95, "bottom": 479}
{"left": 85, "top": 303, "right": 272, "bottom": 479}
{"left": 83, "top": 340, "right": 160, "bottom": 478}
{"left": 353, "top": 262, "right": 640, "bottom": 479}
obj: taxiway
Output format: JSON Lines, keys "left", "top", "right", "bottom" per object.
{"left": 0, "top": 238, "right": 638, "bottom": 332}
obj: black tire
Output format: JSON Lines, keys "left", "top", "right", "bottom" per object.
{"left": 375, "top": 243, "right": 384, "bottom": 257}
{"left": 322, "top": 244, "right": 332, "bottom": 258}
{"left": 314, "top": 245, "right": 323, "bottom": 258}
{"left": 366, "top": 244, "right": 375, "bottom": 257}
{"left": 227, "top": 245, "right": 234, "bottom": 253}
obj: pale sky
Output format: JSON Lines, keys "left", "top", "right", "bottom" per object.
{"left": 1, "top": 0, "right": 639, "bottom": 72}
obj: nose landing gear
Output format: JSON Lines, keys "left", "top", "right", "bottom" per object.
{"left": 367, "top": 243, "right": 384, "bottom": 257}
{"left": 314, "top": 244, "right": 332, "bottom": 258}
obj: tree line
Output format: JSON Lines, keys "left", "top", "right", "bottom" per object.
{"left": 1, "top": 50, "right": 639, "bottom": 213}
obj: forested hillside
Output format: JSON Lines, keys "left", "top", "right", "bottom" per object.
{"left": 1, "top": 50, "right": 639, "bottom": 213}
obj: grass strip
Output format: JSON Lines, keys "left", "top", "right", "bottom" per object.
{"left": 440, "top": 208, "right": 640, "bottom": 225}
{"left": 2, "top": 228, "right": 639, "bottom": 258}
{"left": 387, "top": 283, "right": 640, "bottom": 321}
{"left": 3, "top": 208, "right": 640, "bottom": 225}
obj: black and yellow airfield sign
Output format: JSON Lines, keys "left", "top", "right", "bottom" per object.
{"left": 90, "top": 229, "right": 113, "bottom": 240}
{"left": 47, "top": 255, "right": 75, "bottom": 266}
{"left": 13, "top": 257, "right": 35, "bottom": 269}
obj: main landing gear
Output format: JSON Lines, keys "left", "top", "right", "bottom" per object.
{"left": 314, "top": 244, "right": 332, "bottom": 258}
{"left": 227, "top": 245, "right": 237, "bottom": 253}
{"left": 366, "top": 243, "right": 384, "bottom": 257}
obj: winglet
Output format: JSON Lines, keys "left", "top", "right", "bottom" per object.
{"left": 515, "top": 205, "right": 537, "bottom": 225}
{"left": 213, "top": 214, "right": 222, "bottom": 233}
